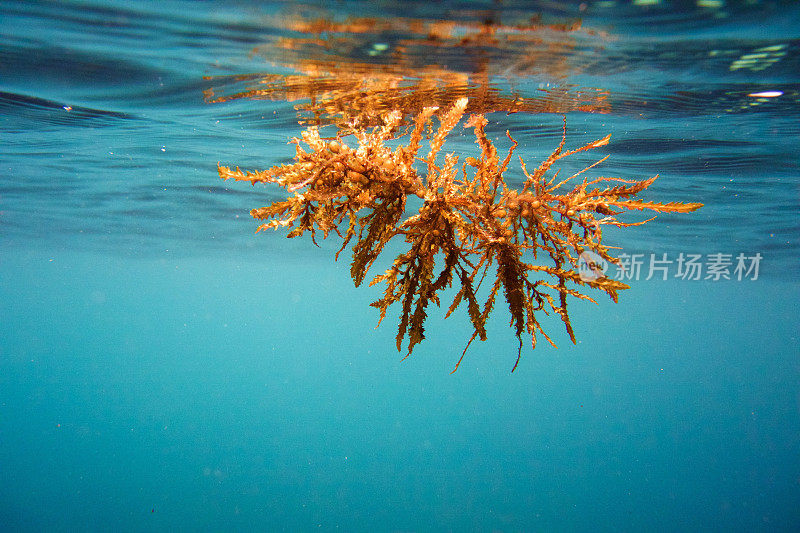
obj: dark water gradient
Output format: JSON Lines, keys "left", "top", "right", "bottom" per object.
{"left": 1, "top": 1, "right": 799, "bottom": 531}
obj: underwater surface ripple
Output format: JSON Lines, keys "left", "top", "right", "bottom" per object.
{"left": 0, "top": 0, "right": 798, "bottom": 274}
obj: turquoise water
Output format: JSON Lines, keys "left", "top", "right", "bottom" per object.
{"left": 1, "top": 1, "right": 799, "bottom": 531}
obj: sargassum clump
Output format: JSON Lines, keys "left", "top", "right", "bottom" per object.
{"left": 219, "top": 97, "right": 702, "bottom": 371}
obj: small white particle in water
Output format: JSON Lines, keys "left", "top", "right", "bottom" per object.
{"left": 63, "top": 106, "right": 72, "bottom": 111}
{"left": 747, "top": 91, "right": 783, "bottom": 98}
{"left": 161, "top": 146, "right": 166, "bottom": 152}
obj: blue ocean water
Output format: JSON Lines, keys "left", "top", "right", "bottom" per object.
{"left": 1, "top": 1, "right": 799, "bottom": 531}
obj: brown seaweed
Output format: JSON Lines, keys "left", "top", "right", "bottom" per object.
{"left": 219, "top": 98, "right": 702, "bottom": 371}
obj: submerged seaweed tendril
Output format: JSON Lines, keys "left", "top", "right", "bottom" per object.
{"left": 219, "top": 98, "right": 702, "bottom": 372}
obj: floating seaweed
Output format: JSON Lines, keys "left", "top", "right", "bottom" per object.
{"left": 219, "top": 98, "right": 702, "bottom": 371}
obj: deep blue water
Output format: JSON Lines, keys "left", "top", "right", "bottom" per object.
{"left": 1, "top": 1, "right": 799, "bottom": 531}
